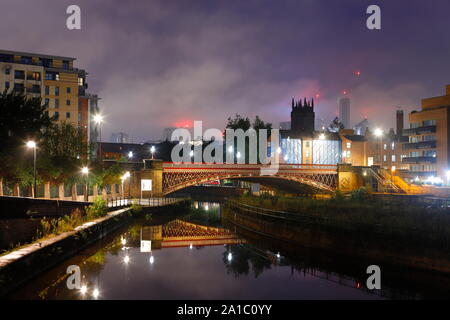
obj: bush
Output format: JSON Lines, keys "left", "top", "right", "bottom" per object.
{"left": 349, "top": 187, "right": 371, "bottom": 202}
{"left": 130, "top": 200, "right": 143, "bottom": 215}
{"left": 85, "top": 196, "right": 107, "bottom": 219}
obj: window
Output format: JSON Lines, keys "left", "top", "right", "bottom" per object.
{"left": 392, "top": 155, "right": 396, "bottom": 162}
{"left": 55, "top": 99, "right": 59, "bottom": 108}
{"left": 368, "top": 157, "right": 374, "bottom": 166}
{"left": 424, "top": 150, "right": 437, "bottom": 157}
{"left": 55, "top": 86, "right": 59, "bottom": 96}
{"left": 13, "top": 83, "right": 24, "bottom": 92}
{"left": 20, "top": 56, "right": 32, "bottom": 64}
{"left": 67, "top": 87, "right": 71, "bottom": 94}
{"left": 45, "top": 86, "right": 49, "bottom": 95}
{"left": 44, "top": 98, "right": 49, "bottom": 105}
{"left": 54, "top": 111, "right": 59, "bottom": 120}
{"left": 423, "top": 119, "right": 436, "bottom": 126}
{"left": 383, "top": 144, "right": 387, "bottom": 150}
{"left": 423, "top": 135, "right": 436, "bottom": 141}
{"left": 5, "top": 68, "right": 10, "bottom": 75}
{"left": 66, "top": 112, "right": 70, "bottom": 119}
{"left": 391, "top": 142, "right": 395, "bottom": 150}
{"left": 45, "top": 71, "right": 59, "bottom": 81}
{"left": 30, "top": 85, "right": 40, "bottom": 94}
{"left": 383, "top": 155, "right": 387, "bottom": 162}
{"left": 40, "top": 58, "right": 52, "bottom": 68}
{"left": 410, "top": 122, "right": 420, "bottom": 128}
{"left": 346, "top": 142, "right": 351, "bottom": 149}
{"left": 14, "top": 70, "right": 25, "bottom": 79}
{"left": 410, "top": 151, "right": 420, "bottom": 157}
{"left": 63, "top": 60, "right": 69, "bottom": 69}
{"left": 410, "top": 136, "right": 420, "bottom": 143}
{"left": 5, "top": 81, "right": 9, "bottom": 89}
{"left": 66, "top": 99, "right": 71, "bottom": 106}
{"left": 78, "top": 77, "right": 84, "bottom": 86}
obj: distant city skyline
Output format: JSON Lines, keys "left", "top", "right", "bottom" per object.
{"left": 1, "top": 0, "right": 450, "bottom": 141}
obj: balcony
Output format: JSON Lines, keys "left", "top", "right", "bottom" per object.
{"left": 402, "top": 156, "right": 437, "bottom": 164}
{"left": 403, "top": 140, "right": 436, "bottom": 150}
{"left": 403, "top": 125, "right": 436, "bottom": 136}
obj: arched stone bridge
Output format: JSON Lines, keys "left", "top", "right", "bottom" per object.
{"left": 161, "top": 163, "right": 338, "bottom": 195}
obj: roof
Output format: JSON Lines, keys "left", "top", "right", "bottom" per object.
{"left": 0, "top": 49, "right": 76, "bottom": 61}
{"left": 344, "top": 135, "right": 366, "bottom": 142}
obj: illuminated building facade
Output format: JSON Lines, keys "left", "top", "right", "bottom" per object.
{"left": 402, "top": 85, "right": 450, "bottom": 180}
{"left": 0, "top": 49, "right": 97, "bottom": 142}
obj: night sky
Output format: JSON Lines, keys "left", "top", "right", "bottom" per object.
{"left": 1, "top": 0, "right": 450, "bottom": 141}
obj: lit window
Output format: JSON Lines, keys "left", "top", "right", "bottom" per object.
{"left": 346, "top": 142, "right": 351, "bottom": 149}
{"left": 392, "top": 155, "right": 396, "bottom": 162}
{"left": 383, "top": 144, "right": 387, "bottom": 150}
{"left": 383, "top": 155, "right": 387, "bottom": 162}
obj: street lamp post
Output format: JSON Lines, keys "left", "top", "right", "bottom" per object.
{"left": 374, "top": 128, "right": 383, "bottom": 167}
{"left": 150, "top": 146, "right": 156, "bottom": 160}
{"left": 81, "top": 166, "right": 89, "bottom": 202}
{"left": 26, "top": 141, "right": 37, "bottom": 198}
{"left": 94, "top": 114, "right": 103, "bottom": 160}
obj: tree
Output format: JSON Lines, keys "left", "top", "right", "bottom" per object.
{"left": 224, "top": 114, "right": 272, "bottom": 163}
{"left": 328, "top": 117, "right": 345, "bottom": 133}
{"left": 39, "top": 122, "right": 91, "bottom": 183}
{"left": 226, "top": 114, "right": 251, "bottom": 131}
{"left": 0, "top": 90, "right": 53, "bottom": 184}
{"left": 0, "top": 90, "right": 53, "bottom": 154}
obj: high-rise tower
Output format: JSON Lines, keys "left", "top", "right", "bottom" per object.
{"left": 338, "top": 97, "right": 351, "bottom": 129}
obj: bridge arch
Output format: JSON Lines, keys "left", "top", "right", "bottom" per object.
{"left": 162, "top": 163, "right": 337, "bottom": 195}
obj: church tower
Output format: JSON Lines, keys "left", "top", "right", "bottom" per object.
{"left": 290, "top": 97, "right": 315, "bottom": 135}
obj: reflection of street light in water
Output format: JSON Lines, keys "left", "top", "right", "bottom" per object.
{"left": 227, "top": 252, "right": 233, "bottom": 262}
{"left": 149, "top": 254, "right": 155, "bottom": 264}
{"left": 189, "top": 243, "right": 193, "bottom": 249}
{"left": 92, "top": 288, "right": 100, "bottom": 299}
{"left": 80, "top": 285, "right": 88, "bottom": 295}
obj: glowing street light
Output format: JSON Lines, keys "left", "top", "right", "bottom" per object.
{"left": 26, "top": 141, "right": 37, "bottom": 198}
{"left": 374, "top": 128, "right": 383, "bottom": 137}
{"left": 81, "top": 167, "right": 89, "bottom": 202}
{"left": 319, "top": 133, "right": 326, "bottom": 140}
{"left": 128, "top": 151, "right": 133, "bottom": 159}
{"left": 150, "top": 145, "right": 156, "bottom": 159}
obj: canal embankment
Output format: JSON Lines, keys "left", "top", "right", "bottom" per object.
{"left": 225, "top": 195, "right": 450, "bottom": 274}
{"left": 0, "top": 199, "right": 190, "bottom": 297}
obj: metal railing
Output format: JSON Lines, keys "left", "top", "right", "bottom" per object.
{"left": 106, "top": 196, "right": 187, "bottom": 208}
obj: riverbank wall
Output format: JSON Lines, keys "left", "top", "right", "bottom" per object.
{"left": 0, "top": 200, "right": 190, "bottom": 297}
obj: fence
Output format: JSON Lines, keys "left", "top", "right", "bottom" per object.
{"left": 106, "top": 196, "right": 187, "bottom": 209}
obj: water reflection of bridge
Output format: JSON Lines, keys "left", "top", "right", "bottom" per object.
{"left": 142, "top": 219, "right": 242, "bottom": 249}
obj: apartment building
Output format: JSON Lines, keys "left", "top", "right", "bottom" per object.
{"left": 0, "top": 49, "right": 98, "bottom": 142}
{"left": 402, "top": 85, "right": 450, "bottom": 179}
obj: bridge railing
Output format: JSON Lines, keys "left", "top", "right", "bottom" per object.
{"left": 162, "top": 162, "right": 337, "bottom": 171}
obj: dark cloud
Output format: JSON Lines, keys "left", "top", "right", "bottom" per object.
{"left": 1, "top": 0, "right": 449, "bottom": 141}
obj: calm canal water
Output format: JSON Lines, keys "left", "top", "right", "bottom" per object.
{"left": 7, "top": 202, "right": 450, "bottom": 300}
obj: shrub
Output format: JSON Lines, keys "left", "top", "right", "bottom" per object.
{"left": 85, "top": 196, "right": 107, "bottom": 219}
{"left": 130, "top": 200, "right": 143, "bottom": 215}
